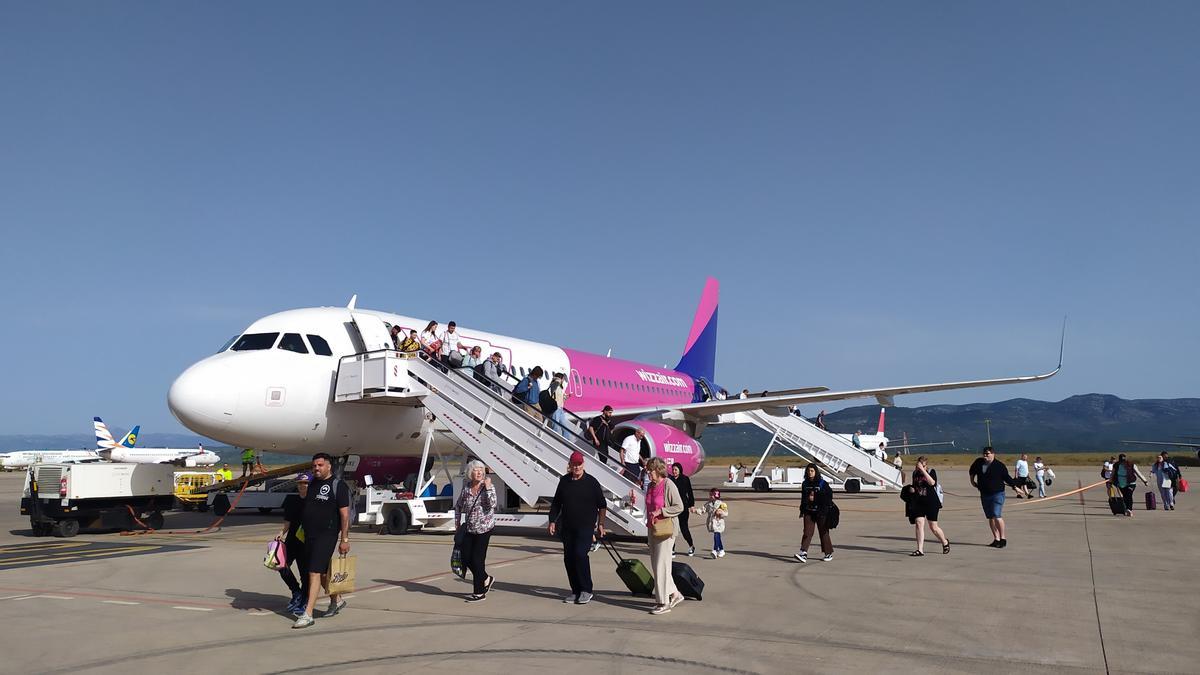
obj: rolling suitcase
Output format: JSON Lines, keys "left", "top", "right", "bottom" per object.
{"left": 601, "top": 538, "right": 654, "bottom": 596}
{"left": 671, "top": 561, "right": 704, "bottom": 601}
{"left": 1145, "top": 491, "right": 1156, "bottom": 511}
{"left": 1107, "top": 484, "right": 1125, "bottom": 515}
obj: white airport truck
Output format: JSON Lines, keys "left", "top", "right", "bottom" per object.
{"left": 21, "top": 463, "right": 176, "bottom": 537}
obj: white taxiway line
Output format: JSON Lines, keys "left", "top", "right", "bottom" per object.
{"left": 0, "top": 594, "right": 32, "bottom": 601}
{"left": 172, "top": 606, "right": 214, "bottom": 612}
{"left": 102, "top": 600, "right": 140, "bottom": 606}
{"left": 15, "top": 594, "right": 74, "bottom": 600}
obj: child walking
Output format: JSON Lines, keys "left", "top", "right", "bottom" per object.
{"left": 694, "top": 488, "right": 729, "bottom": 558}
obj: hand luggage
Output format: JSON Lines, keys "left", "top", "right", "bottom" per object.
{"left": 671, "top": 561, "right": 704, "bottom": 601}
{"left": 601, "top": 537, "right": 654, "bottom": 596}
{"left": 1145, "top": 491, "right": 1156, "bottom": 511}
{"left": 263, "top": 539, "right": 287, "bottom": 570}
{"left": 1180, "top": 478, "right": 1189, "bottom": 493}
{"left": 1106, "top": 484, "right": 1125, "bottom": 515}
{"left": 325, "top": 554, "right": 356, "bottom": 594}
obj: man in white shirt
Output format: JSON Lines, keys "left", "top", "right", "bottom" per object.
{"left": 621, "top": 430, "right": 645, "bottom": 482}
{"left": 439, "top": 321, "right": 463, "bottom": 364}
{"left": 1033, "top": 456, "right": 1048, "bottom": 498}
{"left": 892, "top": 453, "right": 904, "bottom": 484}
{"left": 1013, "top": 453, "right": 1031, "bottom": 499}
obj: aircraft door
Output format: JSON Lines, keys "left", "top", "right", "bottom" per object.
{"left": 351, "top": 312, "right": 395, "bottom": 352}
{"left": 569, "top": 369, "right": 583, "bottom": 398}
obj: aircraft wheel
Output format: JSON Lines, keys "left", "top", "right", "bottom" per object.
{"left": 54, "top": 519, "right": 80, "bottom": 538}
{"left": 385, "top": 508, "right": 411, "bottom": 535}
{"left": 145, "top": 512, "right": 165, "bottom": 530}
{"left": 752, "top": 477, "right": 770, "bottom": 493}
{"left": 843, "top": 479, "right": 861, "bottom": 494}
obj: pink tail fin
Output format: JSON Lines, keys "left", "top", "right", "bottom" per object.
{"left": 877, "top": 408, "right": 886, "bottom": 435}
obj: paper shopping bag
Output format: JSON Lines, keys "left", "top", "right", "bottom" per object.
{"left": 326, "top": 554, "right": 356, "bottom": 595}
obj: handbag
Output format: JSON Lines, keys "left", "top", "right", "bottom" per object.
{"left": 263, "top": 539, "right": 287, "bottom": 570}
{"left": 326, "top": 554, "right": 356, "bottom": 594}
{"left": 649, "top": 516, "right": 674, "bottom": 540}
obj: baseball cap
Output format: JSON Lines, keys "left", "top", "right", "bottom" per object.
{"left": 569, "top": 451, "right": 585, "bottom": 466}
{"left": 296, "top": 472, "right": 313, "bottom": 482}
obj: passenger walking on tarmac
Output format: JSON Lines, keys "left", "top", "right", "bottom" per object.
{"left": 1012, "top": 453, "right": 1032, "bottom": 499}
{"left": 1150, "top": 453, "right": 1178, "bottom": 511}
{"left": 694, "top": 488, "right": 728, "bottom": 558}
{"left": 621, "top": 429, "right": 646, "bottom": 482}
{"left": 512, "top": 366, "right": 543, "bottom": 420}
{"left": 419, "top": 320, "right": 440, "bottom": 355}
{"left": 587, "top": 405, "right": 615, "bottom": 465}
{"left": 1162, "top": 451, "right": 1183, "bottom": 497}
{"left": 548, "top": 451, "right": 607, "bottom": 605}
{"left": 1033, "top": 456, "right": 1048, "bottom": 498}
{"left": 240, "top": 447, "right": 255, "bottom": 477}
{"left": 455, "top": 460, "right": 497, "bottom": 602}
{"left": 906, "top": 457, "right": 950, "bottom": 556}
{"left": 643, "top": 457, "right": 685, "bottom": 615}
{"left": 668, "top": 463, "right": 696, "bottom": 557}
{"left": 293, "top": 453, "right": 351, "bottom": 629}
{"left": 398, "top": 329, "right": 421, "bottom": 354}
{"left": 795, "top": 463, "right": 835, "bottom": 562}
{"left": 968, "top": 447, "right": 1017, "bottom": 548}
{"left": 1101, "top": 456, "right": 1116, "bottom": 481}
{"left": 1109, "top": 453, "right": 1148, "bottom": 517}
{"left": 277, "top": 472, "right": 311, "bottom": 615}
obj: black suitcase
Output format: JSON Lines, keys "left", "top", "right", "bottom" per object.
{"left": 671, "top": 561, "right": 704, "bottom": 601}
{"left": 601, "top": 538, "right": 654, "bottom": 596}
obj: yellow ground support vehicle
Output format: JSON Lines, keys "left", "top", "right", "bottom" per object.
{"left": 174, "top": 471, "right": 221, "bottom": 511}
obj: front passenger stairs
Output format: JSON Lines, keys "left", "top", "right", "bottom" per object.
{"left": 335, "top": 350, "right": 647, "bottom": 537}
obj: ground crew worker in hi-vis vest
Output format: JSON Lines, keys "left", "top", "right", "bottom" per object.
{"left": 241, "top": 448, "right": 256, "bottom": 477}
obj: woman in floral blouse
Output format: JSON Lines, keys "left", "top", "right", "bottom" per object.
{"left": 455, "top": 459, "right": 497, "bottom": 602}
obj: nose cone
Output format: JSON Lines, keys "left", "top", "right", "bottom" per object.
{"left": 168, "top": 357, "right": 239, "bottom": 439}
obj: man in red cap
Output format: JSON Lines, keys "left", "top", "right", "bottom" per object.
{"left": 548, "top": 451, "right": 608, "bottom": 604}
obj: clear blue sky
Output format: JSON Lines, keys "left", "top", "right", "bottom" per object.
{"left": 2, "top": 3, "right": 1196, "bottom": 435}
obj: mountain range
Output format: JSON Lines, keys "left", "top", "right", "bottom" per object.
{"left": 2, "top": 394, "right": 1195, "bottom": 455}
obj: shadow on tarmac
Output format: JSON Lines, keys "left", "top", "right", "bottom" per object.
{"left": 225, "top": 588, "right": 294, "bottom": 618}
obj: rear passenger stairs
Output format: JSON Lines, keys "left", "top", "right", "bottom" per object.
{"left": 726, "top": 409, "right": 903, "bottom": 492}
{"left": 334, "top": 350, "right": 648, "bottom": 537}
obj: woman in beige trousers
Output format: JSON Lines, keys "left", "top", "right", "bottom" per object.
{"left": 644, "top": 457, "right": 685, "bottom": 615}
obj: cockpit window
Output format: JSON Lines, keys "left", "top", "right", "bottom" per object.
{"left": 307, "top": 334, "right": 333, "bottom": 356}
{"left": 278, "top": 333, "right": 308, "bottom": 354}
{"left": 218, "top": 335, "right": 238, "bottom": 353}
{"left": 230, "top": 333, "right": 279, "bottom": 351}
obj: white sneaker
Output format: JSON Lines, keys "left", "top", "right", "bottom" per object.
{"left": 649, "top": 604, "right": 671, "bottom": 615}
{"left": 671, "top": 551, "right": 677, "bottom": 558}
{"left": 292, "top": 614, "right": 314, "bottom": 629}
{"left": 686, "top": 547, "right": 695, "bottom": 557}
{"left": 576, "top": 592, "right": 593, "bottom": 605}
{"left": 711, "top": 550, "right": 719, "bottom": 559}
{"left": 667, "top": 593, "right": 683, "bottom": 609}
{"left": 822, "top": 552, "right": 834, "bottom": 562}
{"left": 717, "top": 549, "right": 725, "bottom": 558}
{"left": 563, "top": 593, "right": 578, "bottom": 604}
{"left": 325, "top": 598, "right": 346, "bottom": 617}
{"left": 794, "top": 552, "right": 807, "bottom": 563}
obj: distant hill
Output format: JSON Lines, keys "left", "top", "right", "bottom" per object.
{"left": 4, "top": 394, "right": 1195, "bottom": 457}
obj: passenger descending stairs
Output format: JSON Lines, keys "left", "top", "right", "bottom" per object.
{"left": 335, "top": 351, "right": 648, "bottom": 537}
{"left": 731, "top": 409, "right": 903, "bottom": 490}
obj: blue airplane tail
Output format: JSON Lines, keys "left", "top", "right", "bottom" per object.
{"left": 674, "top": 277, "right": 719, "bottom": 384}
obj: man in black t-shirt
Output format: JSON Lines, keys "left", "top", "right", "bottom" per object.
{"left": 968, "top": 447, "right": 1016, "bottom": 549}
{"left": 548, "top": 451, "right": 607, "bottom": 605}
{"left": 587, "top": 406, "right": 614, "bottom": 465}
{"left": 294, "top": 453, "right": 351, "bottom": 629}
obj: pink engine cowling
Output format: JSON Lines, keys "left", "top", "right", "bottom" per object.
{"left": 613, "top": 420, "right": 706, "bottom": 477}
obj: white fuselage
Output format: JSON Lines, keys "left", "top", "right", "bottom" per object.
{"left": 1, "top": 450, "right": 101, "bottom": 469}
{"left": 105, "top": 448, "right": 221, "bottom": 466}
{"left": 169, "top": 307, "right": 577, "bottom": 457}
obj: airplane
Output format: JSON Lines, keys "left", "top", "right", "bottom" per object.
{"left": 167, "top": 278, "right": 1062, "bottom": 478}
{"left": 0, "top": 449, "right": 101, "bottom": 470}
{"left": 1121, "top": 437, "right": 1200, "bottom": 460}
{"left": 837, "top": 408, "right": 891, "bottom": 457}
{"left": 94, "top": 417, "right": 221, "bottom": 467}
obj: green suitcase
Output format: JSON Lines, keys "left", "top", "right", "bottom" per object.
{"left": 601, "top": 538, "right": 654, "bottom": 596}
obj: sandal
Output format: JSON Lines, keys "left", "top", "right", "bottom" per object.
{"left": 943, "top": 543, "right": 951, "bottom": 555}
{"left": 910, "top": 550, "right": 924, "bottom": 557}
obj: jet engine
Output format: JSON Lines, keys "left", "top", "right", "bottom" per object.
{"left": 612, "top": 420, "right": 705, "bottom": 477}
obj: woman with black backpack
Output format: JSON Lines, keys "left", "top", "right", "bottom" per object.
{"left": 795, "top": 463, "right": 835, "bottom": 563}
{"left": 905, "top": 456, "right": 950, "bottom": 556}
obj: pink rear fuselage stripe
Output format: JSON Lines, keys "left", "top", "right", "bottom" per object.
{"left": 682, "top": 278, "right": 719, "bottom": 354}
{"left": 561, "top": 348, "right": 694, "bottom": 414}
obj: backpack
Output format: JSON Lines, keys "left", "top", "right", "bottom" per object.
{"left": 539, "top": 389, "right": 558, "bottom": 414}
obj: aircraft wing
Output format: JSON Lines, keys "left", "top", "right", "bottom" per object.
{"left": 611, "top": 364, "right": 1062, "bottom": 422}
{"left": 1121, "top": 440, "right": 1200, "bottom": 449}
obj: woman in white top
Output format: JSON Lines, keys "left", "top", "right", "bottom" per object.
{"left": 419, "top": 320, "right": 440, "bottom": 354}
{"left": 1033, "top": 457, "right": 1047, "bottom": 498}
